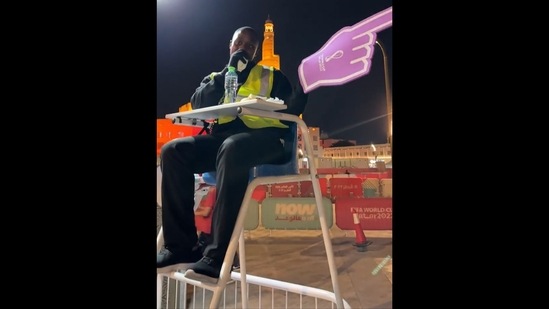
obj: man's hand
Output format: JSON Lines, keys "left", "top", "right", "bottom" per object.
{"left": 229, "top": 49, "right": 250, "bottom": 73}
{"left": 298, "top": 6, "right": 392, "bottom": 93}
{"left": 228, "top": 49, "right": 255, "bottom": 82}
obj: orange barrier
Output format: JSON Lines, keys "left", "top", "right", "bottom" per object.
{"left": 156, "top": 119, "right": 202, "bottom": 155}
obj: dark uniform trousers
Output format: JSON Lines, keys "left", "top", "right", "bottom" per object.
{"left": 160, "top": 119, "right": 287, "bottom": 261}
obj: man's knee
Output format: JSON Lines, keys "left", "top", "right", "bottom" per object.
{"left": 161, "top": 138, "right": 192, "bottom": 161}
{"left": 217, "top": 139, "right": 242, "bottom": 163}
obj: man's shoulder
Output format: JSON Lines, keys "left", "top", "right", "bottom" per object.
{"left": 208, "top": 70, "right": 225, "bottom": 80}
{"left": 253, "top": 64, "right": 287, "bottom": 77}
{"left": 256, "top": 64, "right": 279, "bottom": 71}
{"left": 266, "top": 66, "right": 287, "bottom": 77}
{"left": 273, "top": 69, "right": 290, "bottom": 82}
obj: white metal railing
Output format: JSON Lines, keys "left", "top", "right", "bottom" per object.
{"left": 158, "top": 271, "right": 352, "bottom": 309}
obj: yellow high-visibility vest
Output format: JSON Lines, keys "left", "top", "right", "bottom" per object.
{"left": 217, "top": 65, "right": 288, "bottom": 129}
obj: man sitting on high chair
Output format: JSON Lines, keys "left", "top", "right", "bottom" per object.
{"left": 157, "top": 25, "right": 308, "bottom": 283}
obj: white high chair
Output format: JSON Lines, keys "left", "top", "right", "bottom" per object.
{"left": 157, "top": 102, "right": 344, "bottom": 309}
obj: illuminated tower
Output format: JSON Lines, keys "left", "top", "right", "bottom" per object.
{"left": 258, "top": 15, "right": 280, "bottom": 70}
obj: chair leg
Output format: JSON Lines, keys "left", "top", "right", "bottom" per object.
{"left": 156, "top": 227, "right": 164, "bottom": 309}
{"left": 156, "top": 226, "right": 164, "bottom": 253}
{"left": 238, "top": 229, "right": 248, "bottom": 309}
{"left": 206, "top": 181, "right": 256, "bottom": 308}
{"left": 156, "top": 274, "right": 163, "bottom": 309}
{"left": 311, "top": 176, "right": 344, "bottom": 308}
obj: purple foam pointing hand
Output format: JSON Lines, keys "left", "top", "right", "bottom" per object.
{"left": 298, "top": 6, "right": 392, "bottom": 93}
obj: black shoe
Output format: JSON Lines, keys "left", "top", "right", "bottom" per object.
{"left": 157, "top": 247, "right": 202, "bottom": 273}
{"left": 196, "top": 233, "right": 239, "bottom": 270}
{"left": 184, "top": 256, "right": 221, "bottom": 284}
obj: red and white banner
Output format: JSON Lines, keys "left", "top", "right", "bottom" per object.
{"left": 335, "top": 197, "right": 392, "bottom": 230}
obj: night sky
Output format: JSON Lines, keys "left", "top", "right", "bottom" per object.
{"left": 157, "top": 0, "right": 392, "bottom": 145}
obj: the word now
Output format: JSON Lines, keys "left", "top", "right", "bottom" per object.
{"left": 275, "top": 203, "right": 317, "bottom": 215}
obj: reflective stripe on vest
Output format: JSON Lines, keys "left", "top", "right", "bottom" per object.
{"left": 218, "top": 65, "right": 288, "bottom": 129}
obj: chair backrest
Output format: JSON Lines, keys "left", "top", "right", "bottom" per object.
{"left": 201, "top": 123, "right": 299, "bottom": 185}
{"left": 252, "top": 122, "right": 299, "bottom": 178}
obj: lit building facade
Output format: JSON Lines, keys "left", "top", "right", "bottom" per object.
{"left": 321, "top": 143, "right": 392, "bottom": 168}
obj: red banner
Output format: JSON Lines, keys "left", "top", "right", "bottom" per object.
{"left": 335, "top": 197, "right": 392, "bottom": 230}
{"left": 299, "top": 178, "right": 328, "bottom": 197}
{"left": 329, "top": 178, "right": 364, "bottom": 200}
{"left": 270, "top": 182, "right": 300, "bottom": 197}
